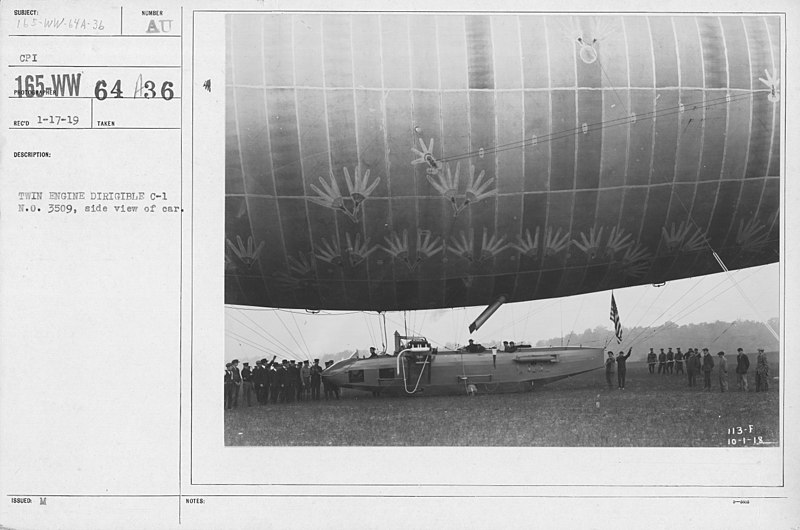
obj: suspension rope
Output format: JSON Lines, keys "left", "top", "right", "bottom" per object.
{"left": 712, "top": 252, "right": 780, "bottom": 341}
{"left": 228, "top": 311, "right": 302, "bottom": 360}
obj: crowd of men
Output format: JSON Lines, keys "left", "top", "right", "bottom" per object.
{"left": 224, "top": 356, "right": 340, "bottom": 409}
{"left": 605, "top": 346, "right": 772, "bottom": 392}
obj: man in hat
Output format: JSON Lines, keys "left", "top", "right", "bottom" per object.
{"left": 674, "top": 347, "right": 684, "bottom": 375}
{"left": 294, "top": 360, "right": 304, "bottom": 401}
{"left": 647, "top": 348, "right": 657, "bottom": 374}
{"left": 658, "top": 348, "right": 667, "bottom": 375}
{"left": 300, "top": 360, "right": 311, "bottom": 401}
{"left": 310, "top": 359, "right": 324, "bottom": 401}
{"left": 666, "top": 347, "right": 674, "bottom": 374}
{"left": 230, "top": 359, "right": 242, "bottom": 408}
{"left": 285, "top": 360, "right": 298, "bottom": 403}
{"left": 253, "top": 359, "right": 270, "bottom": 404}
{"left": 717, "top": 351, "right": 728, "bottom": 392}
{"left": 323, "top": 360, "right": 334, "bottom": 400}
{"left": 701, "top": 348, "right": 714, "bottom": 391}
{"left": 755, "top": 348, "right": 770, "bottom": 392}
{"left": 604, "top": 351, "right": 616, "bottom": 389}
{"left": 276, "top": 360, "right": 289, "bottom": 403}
{"left": 616, "top": 347, "right": 633, "bottom": 390}
{"left": 735, "top": 347, "right": 750, "bottom": 392}
{"left": 685, "top": 349, "right": 696, "bottom": 387}
{"left": 224, "top": 363, "right": 234, "bottom": 409}
{"left": 241, "top": 362, "right": 254, "bottom": 406}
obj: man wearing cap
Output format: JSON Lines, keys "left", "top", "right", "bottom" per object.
{"left": 286, "top": 360, "right": 298, "bottom": 403}
{"left": 717, "top": 351, "right": 728, "bottom": 392}
{"left": 323, "top": 360, "right": 333, "bottom": 400}
{"left": 666, "top": 347, "right": 674, "bottom": 374}
{"left": 604, "top": 351, "right": 616, "bottom": 389}
{"left": 300, "top": 360, "right": 311, "bottom": 401}
{"left": 241, "top": 362, "right": 254, "bottom": 407}
{"left": 310, "top": 359, "right": 323, "bottom": 401}
{"left": 294, "top": 361, "right": 304, "bottom": 401}
{"left": 224, "top": 363, "right": 234, "bottom": 409}
{"left": 230, "top": 359, "right": 242, "bottom": 408}
{"left": 276, "top": 360, "right": 289, "bottom": 403}
{"left": 466, "top": 339, "right": 485, "bottom": 353}
{"left": 689, "top": 349, "right": 702, "bottom": 387}
{"left": 701, "top": 348, "right": 714, "bottom": 391}
{"left": 735, "top": 348, "right": 750, "bottom": 392}
{"left": 685, "top": 349, "right": 695, "bottom": 386}
{"left": 616, "top": 347, "right": 633, "bottom": 390}
{"left": 254, "top": 359, "right": 270, "bottom": 404}
{"left": 658, "top": 348, "right": 667, "bottom": 375}
{"left": 755, "top": 348, "right": 770, "bottom": 392}
{"left": 674, "top": 347, "right": 684, "bottom": 375}
{"left": 647, "top": 348, "right": 657, "bottom": 374}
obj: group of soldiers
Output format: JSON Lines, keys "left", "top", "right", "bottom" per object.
{"left": 642, "top": 346, "right": 772, "bottom": 392}
{"left": 223, "top": 356, "right": 340, "bottom": 409}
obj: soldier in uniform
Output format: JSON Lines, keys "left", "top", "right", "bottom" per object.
{"left": 616, "top": 347, "right": 633, "bottom": 389}
{"left": 717, "top": 351, "right": 728, "bottom": 392}
{"left": 686, "top": 349, "right": 697, "bottom": 387}
{"left": 674, "top": 347, "right": 684, "bottom": 375}
{"left": 276, "top": 360, "right": 289, "bottom": 403}
{"left": 465, "top": 339, "right": 486, "bottom": 353}
{"left": 755, "top": 348, "right": 770, "bottom": 392}
{"left": 230, "top": 359, "right": 242, "bottom": 408}
{"left": 294, "top": 360, "right": 304, "bottom": 401}
{"left": 241, "top": 362, "right": 254, "bottom": 407}
{"left": 285, "top": 360, "right": 297, "bottom": 403}
{"left": 666, "top": 347, "right": 674, "bottom": 374}
{"left": 252, "top": 360, "right": 264, "bottom": 404}
{"left": 701, "top": 348, "right": 714, "bottom": 391}
{"left": 604, "top": 352, "right": 616, "bottom": 389}
{"left": 658, "top": 348, "right": 667, "bottom": 375}
{"left": 310, "top": 359, "right": 323, "bottom": 401}
{"left": 300, "top": 360, "right": 311, "bottom": 401}
{"left": 647, "top": 348, "right": 657, "bottom": 374}
{"left": 735, "top": 348, "right": 750, "bottom": 392}
{"left": 224, "top": 363, "right": 234, "bottom": 409}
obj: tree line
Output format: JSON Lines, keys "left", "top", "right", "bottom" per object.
{"left": 534, "top": 318, "right": 779, "bottom": 360}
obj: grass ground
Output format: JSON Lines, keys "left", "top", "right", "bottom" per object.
{"left": 224, "top": 362, "right": 779, "bottom": 446}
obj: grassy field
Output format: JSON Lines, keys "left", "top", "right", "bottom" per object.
{"left": 224, "top": 362, "right": 779, "bottom": 446}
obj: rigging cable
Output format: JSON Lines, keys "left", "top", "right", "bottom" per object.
{"left": 626, "top": 267, "right": 764, "bottom": 349}
{"left": 712, "top": 252, "right": 779, "bottom": 341}
{"left": 290, "top": 311, "right": 312, "bottom": 360}
{"left": 273, "top": 309, "right": 308, "bottom": 358}
{"left": 225, "top": 330, "right": 282, "bottom": 358}
{"left": 565, "top": 295, "right": 586, "bottom": 347}
{"left": 231, "top": 310, "right": 296, "bottom": 356}
{"left": 228, "top": 311, "right": 302, "bottom": 360}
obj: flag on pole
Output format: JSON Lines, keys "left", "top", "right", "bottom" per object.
{"left": 609, "top": 293, "right": 623, "bottom": 343}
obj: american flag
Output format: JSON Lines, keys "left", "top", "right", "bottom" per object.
{"left": 609, "top": 293, "right": 622, "bottom": 343}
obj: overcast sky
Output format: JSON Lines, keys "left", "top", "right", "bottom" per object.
{"left": 225, "top": 262, "right": 779, "bottom": 362}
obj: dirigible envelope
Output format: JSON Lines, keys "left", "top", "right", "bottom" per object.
{"left": 225, "top": 14, "right": 780, "bottom": 311}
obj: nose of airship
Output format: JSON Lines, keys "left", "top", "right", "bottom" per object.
{"left": 321, "top": 361, "right": 350, "bottom": 387}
